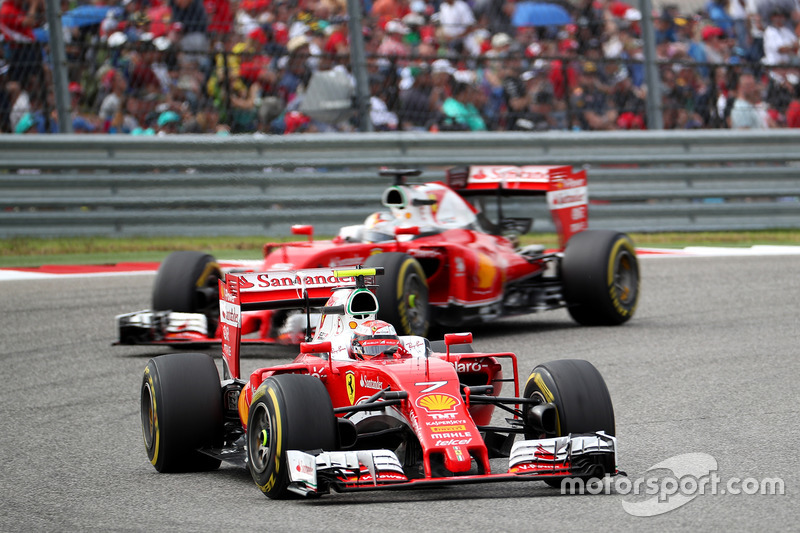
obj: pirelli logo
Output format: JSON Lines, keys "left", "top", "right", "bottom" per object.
{"left": 430, "top": 425, "right": 467, "bottom": 433}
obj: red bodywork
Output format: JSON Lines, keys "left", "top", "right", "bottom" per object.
{"left": 219, "top": 269, "right": 525, "bottom": 482}
{"left": 243, "top": 165, "right": 588, "bottom": 339}
{"left": 119, "top": 165, "right": 589, "bottom": 346}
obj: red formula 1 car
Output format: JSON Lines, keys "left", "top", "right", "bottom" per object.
{"left": 118, "top": 165, "right": 639, "bottom": 346}
{"left": 140, "top": 267, "right": 621, "bottom": 498}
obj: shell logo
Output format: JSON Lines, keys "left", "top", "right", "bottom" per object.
{"left": 416, "top": 393, "right": 459, "bottom": 412}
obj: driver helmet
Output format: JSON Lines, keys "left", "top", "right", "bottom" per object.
{"left": 350, "top": 319, "right": 400, "bottom": 359}
{"left": 363, "top": 211, "right": 394, "bottom": 243}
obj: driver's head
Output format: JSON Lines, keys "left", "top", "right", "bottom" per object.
{"left": 363, "top": 211, "right": 394, "bottom": 242}
{"left": 350, "top": 320, "right": 399, "bottom": 359}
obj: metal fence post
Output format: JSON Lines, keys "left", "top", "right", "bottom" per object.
{"left": 346, "top": 0, "right": 372, "bottom": 132}
{"left": 639, "top": 0, "right": 663, "bottom": 130}
{"left": 44, "top": 0, "right": 72, "bottom": 133}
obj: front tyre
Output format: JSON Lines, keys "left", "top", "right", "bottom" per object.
{"left": 247, "top": 374, "right": 337, "bottom": 499}
{"left": 363, "top": 252, "right": 429, "bottom": 337}
{"left": 141, "top": 353, "right": 223, "bottom": 472}
{"left": 561, "top": 230, "right": 639, "bottom": 326}
{"left": 523, "top": 359, "right": 615, "bottom": 487}
{"left": 152, "top": 250, "right": 221, "bottom": 318}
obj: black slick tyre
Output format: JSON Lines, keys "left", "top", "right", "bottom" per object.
{"left": 141, "top": 352, "right": 223, "bottom": 473}
{"left": 247, "top": 374, "right": 337, "bottom": 499}
{"left": 561, "top": 230, "right": 639, "bottom": 326}
{"left": 363, "top": 252, "right": 429, "bottom": 336}
{"left": 523, "top": 359, "right": 615, "bottom": 487}
{"left": 152, "top": 251, "right": 221, "bottom": 315}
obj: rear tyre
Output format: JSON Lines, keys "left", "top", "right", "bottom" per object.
{"left": 523, "top": 359, "right": 615, "bottom": 488}
{"left": 247, "top": 374, "right": 337, "bottom": 499}
{"left": 363, "top": 252, "right": 429, "bottom": 337}
{"left": 141, "top": 352, "right": 223, "bottom": 472}
{"left": 152, "top": 250, "right": 221, "bottom": 318}
{"left": 561, "top": 230, "right": 639, "bottom": 326}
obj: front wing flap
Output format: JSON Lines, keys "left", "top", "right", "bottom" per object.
{"left": 285, "top": 432, "right": 618, "bottom": 496}
{"left": 115, "top": 310, "right": 212, "bottom": 345}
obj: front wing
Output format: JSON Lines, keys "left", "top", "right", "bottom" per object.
{"left": 285, "top": 432, "right": 618, "bottom": 496}
{"left": 114, "top": 310, "right": 314, "bottom": 346}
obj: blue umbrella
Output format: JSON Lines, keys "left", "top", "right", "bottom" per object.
{"left": 62, "top": 5, "right": 118, "bottom": 28}
{"left": 512, "top": 2, "right": 573, "bottom": 27}
{"left": 35, "top": 5, "right": 122, "bottom": 42}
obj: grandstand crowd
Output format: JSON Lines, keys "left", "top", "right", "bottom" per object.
{"left": 2, "top": 0, "right": 800, "bottom": 134}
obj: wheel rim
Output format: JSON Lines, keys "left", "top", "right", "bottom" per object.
{"left": 140, "top": 382, "right": 155, "bottom": 449}
{"left": 403, "top": 273, "right": 428, "bottom": 333}
{"left": 248, "top": 403, "right": 273, "bottom": 474}
{"left": 613, "top": 249, "right": 637, "bottom": 305}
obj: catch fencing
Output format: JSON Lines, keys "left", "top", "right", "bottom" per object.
{"left": 1, "top": 129, "right": 799, "bottom": 238}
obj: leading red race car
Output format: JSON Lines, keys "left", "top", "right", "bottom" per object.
{"left": 140, "top": 267, "right": 621, "bottom": 498}
{"left": 118, "top": 165, "right": 639, "bottom": 346}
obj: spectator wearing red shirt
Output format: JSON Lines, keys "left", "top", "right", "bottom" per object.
{"left": 0, "top": 0, "right": 43, "bottom": 86}
{"left": 371, "top": 0, "right": 409, "bottom": 25}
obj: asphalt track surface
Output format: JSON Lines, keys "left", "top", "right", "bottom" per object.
{"left": 1, "top": 254, "right": 797, "bottom": 532}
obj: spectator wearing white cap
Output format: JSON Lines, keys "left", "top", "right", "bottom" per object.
{"left": 428, "top": 58, "right": 454, "bottom": 116}
{"left": 377, "top": 20, "right": 411, "bottom": 59}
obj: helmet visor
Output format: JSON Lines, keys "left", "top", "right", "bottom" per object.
{"left": 354, "top": 338, "right": 399, "bottom": 357}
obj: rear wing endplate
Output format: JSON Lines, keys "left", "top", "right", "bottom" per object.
{"left": 447, "top": 165, "right": 588, "bottom": 248}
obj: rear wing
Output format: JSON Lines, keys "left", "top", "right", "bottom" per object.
{"left": 446, "top": 165, "right": 588, "bottom": 248}
{"left": 218, "top": 267, "right": 379, "bottom": 379}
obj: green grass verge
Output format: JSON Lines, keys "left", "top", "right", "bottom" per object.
{"left": 1, "top": 231, "right": 799, "bottom": 268}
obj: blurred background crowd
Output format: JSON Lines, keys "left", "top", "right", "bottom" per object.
{"left": 2, "top": 0, "right": 800, "bottom": 134}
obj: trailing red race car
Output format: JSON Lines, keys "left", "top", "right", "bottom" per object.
{"left": 140, "top": 267, "right": 622, "bottom": 498}
{"left": 117, "top": 165, "right": 639, "bottom": 345}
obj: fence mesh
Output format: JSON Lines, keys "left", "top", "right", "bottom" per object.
{"left": 1, "top": 0, "right": 799, "bottom": 134}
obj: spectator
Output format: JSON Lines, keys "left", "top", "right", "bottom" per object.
{"left": 436, "top": 0, "right": 476, "bottom": 47}
{"left": 369, "top": 74, "right": 399, "bottom": 130}
{"left": 701, "top": 25, "right": 730, "bottom": 64}
{"left": 472, "top": 0, "right": 514, "bottom": 36}
{"left": 6, "top": 80, "right": 30, "bottom": 132}
{"left": 610, "top": 67, "right": 646, "bottom": 129}
{"left": 99, "top": 70, "right": 128, "bottom": 131}
{"left": 730, "top": 72, "right": 775, "bottom": 128}
{"left": 157, "top": 109, "right": 182, "bottom": 134}
{"left": 428, "top": 58, "right": 454, "bottom": 117}
{"left": 276, "top": 35, "right": 313, "bottom": 106}
{"left": 170, "top": 0, "right": 210, "bottom": 59}
{"left": 204, "top": 0, "right": 233, "bottom": 41}
{"left": 706, "top": 0, "right": 735, "bottom": 37}
{"left": 499, "top": 60, "right": 528, "bottom": 130}
{"left": 377, "top": 19, "right": 412, "bottom": 60}
{"left": 371, "top": 0, "right": 409, "bottom": 23}
{"left": 0, "top": 0, "right": 44, "bottom": 90}
{"left": 14, "top": 110, "right": 44, "bottom": 133}
{"left": 442, "top": 80, "right": 487, "bottom": 130}
{"left": 762, "top": 7, "right": 798, "bottom": 66}
{"left": 398, "top": 64, "right": 438, "bottom": 129}
{"left": 571, "top": 61, "right": 617, "bottom": 130}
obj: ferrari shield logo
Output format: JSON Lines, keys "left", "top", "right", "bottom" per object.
{"left": 346, "top": 371, "right": 356, "bottom": 405}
